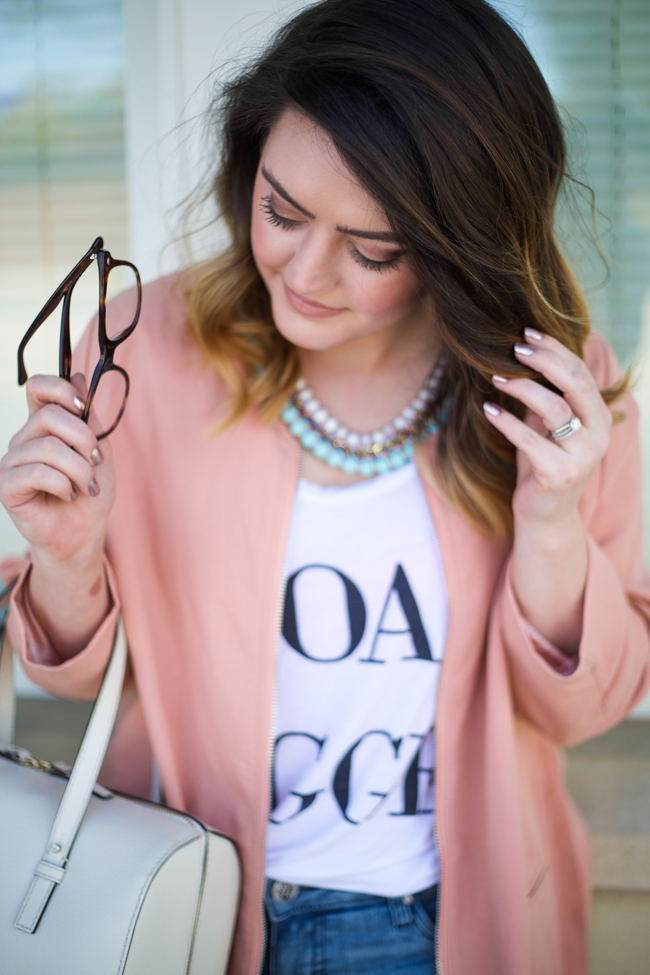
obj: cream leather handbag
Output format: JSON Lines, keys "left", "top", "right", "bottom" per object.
{"left": 0, "top": 582, "right": 241, "bottom": 975}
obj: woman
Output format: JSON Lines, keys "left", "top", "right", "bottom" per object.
{"left": 1, "top": 1, "right": 649, "bottom": 973}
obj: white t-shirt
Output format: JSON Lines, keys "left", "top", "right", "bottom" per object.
{"left": 264, "top": 462, "right": 448, "bottom": 897}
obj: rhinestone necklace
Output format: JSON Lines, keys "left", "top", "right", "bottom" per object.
{"left": 280, "top": 361, "right": 444, "bottom": 478}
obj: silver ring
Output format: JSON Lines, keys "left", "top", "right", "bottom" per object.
{"left": 549, "top": 414, "right": 581, "bottom": 441}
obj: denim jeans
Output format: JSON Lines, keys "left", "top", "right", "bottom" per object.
{"left": 261, "top": 880, "right": 438, "bottom": 975}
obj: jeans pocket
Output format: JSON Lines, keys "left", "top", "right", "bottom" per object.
{"left": 412, "top": 886, "right": 438, "bottom": 941}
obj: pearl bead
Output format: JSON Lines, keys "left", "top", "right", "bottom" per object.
{"left": 304, "top": 398, "right": 320, "bottom": 414}
{"left": 281, "top": 406, "right": 299, "bottom": 423}
{"left": 335, "top": 425, "right": 348, "bottom": 439}
{"left": 323, "top": 416, "right": 339, "bottom": 434}
{"left": 314, "top": 439, "right": 330, "bottom": 459}
{"left": 297, "top": 388, "right": 312, "bottom": 403}
{"left": 412, "top": 397, "right": 425, "bottom": 410}
{"left": 402, "top": 406, "right": 416, "bottom": 421}
{"left": 358, "top": 457, "right": 376, "bottom": 477}
{"left": 301, "top": 429, "right": 320, "bottom": 449}
{"left": 371, "top": 431, "right": 384, "bottom": 444}
{"left": 290, "top": 418, "right": 309, "bottom": 437}
{"left": 295, "top": 378, "right": 307, "bottom": 390}
{"left": 360, "top": 434, "right": 372, "bottom": 449}
{"left": 394, "top": 417, "right": 408, "bottom": 430}
{"left": 347, "top": 432, "right": 360, "bottom": 448}
{"left": 326, "top": 448, "right": 344, "bottom": 468}
{"left": 313, "top": 408, "right": 329, "bottom": 425}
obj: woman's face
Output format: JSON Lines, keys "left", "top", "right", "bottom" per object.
{"left": 250, "top": 109, "right": 425, "bottom": 352}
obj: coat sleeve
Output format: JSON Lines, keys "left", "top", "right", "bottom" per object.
{"left": 0, "top": 314, "right": 120, "bottom": 701}
{"left": 493, "top": 333, "right": 650, "bottom": 746}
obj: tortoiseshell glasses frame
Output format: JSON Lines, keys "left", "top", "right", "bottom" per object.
{"left": 17, "top": 237, "right": 141, "bottom": 440}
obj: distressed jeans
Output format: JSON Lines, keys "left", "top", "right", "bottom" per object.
{"left": 261, "top": 880, "right": 439, "bottom": 975}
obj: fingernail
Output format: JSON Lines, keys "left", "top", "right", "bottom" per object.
{"left": 73, "top": 396, "right": 85, "bottom": 413}
{"left": 70, "top": 488, "right": 78, "bottom": 501}
{"left": 514, "top": 343, "right": 535, "bottom": 357}
{"left": 492, "top": 375, "right": 508, "bottom": 384}
{"left": 91, "top": 447, "right": 104, "bottom": 466}
{"left": 89, "top": 479, "right": 100, "bottom": 497}
{"left": 483, "top": 402, "right": 501, "bottom": 417}
{"left": 524, "top": 328, "right": 544, "bottom": 342}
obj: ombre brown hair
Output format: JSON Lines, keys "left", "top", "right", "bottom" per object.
{"left": 186, "top": 0, "right": 626, "bottom": 536}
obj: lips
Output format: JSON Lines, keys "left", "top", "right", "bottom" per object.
{"left": 283, "top": 281, "right": 345, "bottom": 318}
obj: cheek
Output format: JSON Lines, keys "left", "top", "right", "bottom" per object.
{"left": 346, "top": 265, "right": 422, "bottom": 319}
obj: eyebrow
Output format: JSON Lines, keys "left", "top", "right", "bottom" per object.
{"left": 261, "top": 166, "right": 399, "bottom": 244}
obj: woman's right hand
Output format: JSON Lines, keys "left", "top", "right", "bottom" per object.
{"left": 0, "top": 373, "right": 115, "bottom": 564}
{"left": 0, "top": 372, "right": 116, "bottom": 659}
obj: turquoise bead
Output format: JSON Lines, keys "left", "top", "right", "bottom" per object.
{"left": 341, "top": 455, "right": 358, "bottom": 474}
{"left": 301, "top": 429, "right": 320, "bottom": 449}
{"left": 326, "top": 448, "right": 344, "bottom": 468}
{"left": 388, "top": 449, "right": 406, "bottom": 469}
{"left": 402, "top": 439, "right": 414, "bottom": 458}
{"left": 290, "top": 418, "right": 309, "bottom": 437}
{"left": 374, "top": 456, "right": 391, "bottom": 475}
{"left": 313, "top": 439, "right": 331, "bottom": 460}
{"left": 358, "top": 457, "right": 376, "bottom": 477}
{"left": 281, "top": 406, "right": 300, "bottom": 423}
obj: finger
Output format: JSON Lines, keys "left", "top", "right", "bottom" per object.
{"left": 25, "top": 375, "right": 86, "bottom": 419}
{"left": 5, "top": 437, "right": 100, "bottom": 498}
{"left": 483, "top": 401, "right": 562, "bottom": 466}
{"left": 0, "top": 462, "right": 79, "bottom": 507}
{"left": 9, "top": 403, "right": 104, "bottom": 469}
{"left": 513, "top": 331, "right": 603, "bottom": 424}
{"left": 492, "top": 375, "right": 573, "bottom": 435}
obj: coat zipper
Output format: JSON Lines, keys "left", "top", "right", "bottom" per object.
{"left": 415, "top": 446, "right": 449, "bottom": 975}
{"left": 257, "top": 446, "right": 304, "bottom": 974}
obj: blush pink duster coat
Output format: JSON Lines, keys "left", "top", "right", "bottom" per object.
{"left": 3, "top": 276, "right": 650, "bottom": 975}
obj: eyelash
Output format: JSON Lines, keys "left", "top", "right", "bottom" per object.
{"left": 260, "top": 194, "right": 402, "bottom": 273}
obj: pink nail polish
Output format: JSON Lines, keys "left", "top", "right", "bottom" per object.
{"left": 483, "top": 402, "right": 501, "bottom": 417}
{"left": 89, "top": 479, "right": 100, "bottom": 497}
{"left": 91, "top": 447, "right": 104, "bottom": 466}
{"left": 73, "top": 396, "right": 85, "bottom": 413}
{"left": 514, "top": 344, "right": 534, "bottom": 357}
{"left": 492, "top": 375, "right": 508, "bottom": 384}
{"left": 524, "top": 328, "right": 544, "bottom": 341}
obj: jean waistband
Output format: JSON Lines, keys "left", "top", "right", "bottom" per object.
{"left": 264, "top": 879, "right": 439, "bottom": 920}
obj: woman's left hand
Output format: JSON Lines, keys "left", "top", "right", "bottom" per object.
{"left": 482, "top": 327, "right": 613, "bottom": 654}
{"left": 483, "top": 327, "right": 612, "bottom": 528}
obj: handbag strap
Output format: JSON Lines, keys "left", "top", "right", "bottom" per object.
{"left": 0, "top": 580, "right": 17, "bottom": 748}
{"left": 0, "top": 579, "right": 127, "bottom": 933}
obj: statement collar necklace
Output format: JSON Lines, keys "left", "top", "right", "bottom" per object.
{"left": 280, "top": 361, "right": 445, "bottom": 478}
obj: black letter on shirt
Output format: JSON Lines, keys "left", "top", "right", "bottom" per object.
{"left": 282, "top": 564, "right": 366, "bottom": 661}
{"left": 333, "top": 730, "right": 402, "bottom": 824}
{"left": 270, "top": 732, "right": 326, "bottom": 824}
{"left": 391, "top": 733, "right": 434, "bottom": 816}
{"left": 360, "top": 564, "right": 433, "bottom": 663}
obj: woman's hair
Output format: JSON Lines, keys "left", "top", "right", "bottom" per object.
{"left": 187, "top": 0, "right": 626, "bottom": 536}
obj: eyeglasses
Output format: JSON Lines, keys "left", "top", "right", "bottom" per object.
{"left": 17, "top": 237, "right": 141, "bottom": 440}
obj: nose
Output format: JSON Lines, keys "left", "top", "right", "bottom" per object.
{"left": 283, "top": 227, "right": 339, "bottom": 299}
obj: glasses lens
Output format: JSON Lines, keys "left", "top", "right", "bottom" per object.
{"left": 91, "top": 368, "right": 128, "bottom": 438}
{"left": 105, "top": 264, "right": 139, "bottom": 341}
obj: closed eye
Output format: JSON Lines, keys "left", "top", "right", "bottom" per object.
{"left": 261, "top": 194, "right": 403, "bottom": 272}
{"left": 349, "top": 245, "right": 403, "bottom": 273}
{"left": 261, "top": 195, "right": 301, "bottom": 230}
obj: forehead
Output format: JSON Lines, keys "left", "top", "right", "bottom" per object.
{"left": 261, "top": 108, "right": 388, "bottom": 231}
